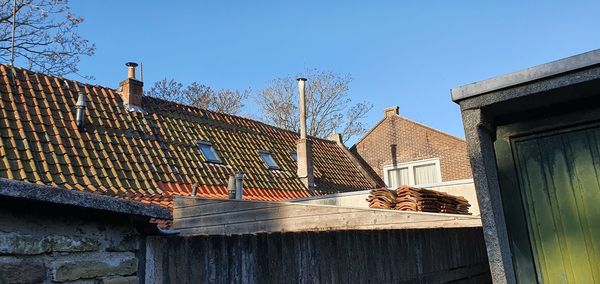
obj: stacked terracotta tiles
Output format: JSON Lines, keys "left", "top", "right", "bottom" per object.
{"left": 366, "top": 188, "right": 396, "bottom": 209}
{"left": 367, "top": 185, "right": 471, "bottom": 215}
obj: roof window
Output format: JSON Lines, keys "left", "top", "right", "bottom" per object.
{"left": 198, "top": 141, "right": 222, "bottom": 163}
{"left": 290, "top": 151, "right": 298, "bottom": 161}
{"left": 259, "top": 150, "right": 280, "bottom": 170}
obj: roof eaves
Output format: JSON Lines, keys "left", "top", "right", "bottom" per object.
{"left": 0, "top": 178, "right": 171, "bottom": 219}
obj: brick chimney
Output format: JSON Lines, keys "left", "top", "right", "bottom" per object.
{"left": 296, "top": 77, "right": 314, "bottom": 189}
{"left": 119, "top": 62, "right": 143, "bottom": 110}
{"left": 384, "top": 106, "right": 399, "bottom": 117}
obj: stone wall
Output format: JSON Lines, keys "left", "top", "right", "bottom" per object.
{"left": 0, "top": 200, "right": 143, "bottom": 284}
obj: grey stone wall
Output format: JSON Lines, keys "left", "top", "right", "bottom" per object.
{"left": 0, "top": 202, "right": 143, "bottom": 284}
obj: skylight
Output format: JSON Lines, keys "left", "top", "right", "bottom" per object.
{"left": 259, "top": 150, "right": 280, "bottom": 170}
{"left": 198, "top": 141, "right": 222, "bottom": 163}
{"left": 290, "top": 151, "right": 298, "bottom": 162}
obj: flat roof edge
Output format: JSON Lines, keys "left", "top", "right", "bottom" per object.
{"left": 451, "top": 49, "right": 600, "bottom": 102}
{"left": 0, "top": 178, "right": 171, "bottom": 219}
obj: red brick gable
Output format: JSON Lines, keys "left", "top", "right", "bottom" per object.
{"left": 351, "top": 114, "right": 472, "bottom": 183}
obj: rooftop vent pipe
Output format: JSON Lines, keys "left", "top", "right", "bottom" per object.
{"left": 75, "top": 92, "right": 86, "bottom": 130}
{"left": 227, "top": 175, "right": 236, "bottom": 199}
{"left": 235, "top": 172, "right": 244, "bottom": 200}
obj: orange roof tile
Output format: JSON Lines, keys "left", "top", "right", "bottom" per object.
{"left": 0, "top": 65, "right": 377, "bottom": 209}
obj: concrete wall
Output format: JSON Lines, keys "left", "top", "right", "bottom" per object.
{"left": 0, "top": 201, "right": 143, "bottom": 284}
{"left": 146, "top": 228, "right": 490, "bottom": 283}
{"left": 295, "top": 179, "right": 481, "bottom": 216}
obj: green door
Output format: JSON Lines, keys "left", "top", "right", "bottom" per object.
{"left": 496, "top": 118, "right": 600, "bottom": 283}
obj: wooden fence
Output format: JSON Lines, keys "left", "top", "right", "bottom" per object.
{"left": 145, "top": 228, "right": 491, "bottom": 283}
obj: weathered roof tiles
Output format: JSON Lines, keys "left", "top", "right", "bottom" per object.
{"left": 0, "top": 65, "right": 377, "bottom": 208}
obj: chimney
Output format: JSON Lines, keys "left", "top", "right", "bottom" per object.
{"left": 296, "top": 77, "right": 314, "bottom": 189}
{"left": 119, "top": 62, "right": 143, "bottom": 109}
{"left": 327, "top": 132, "right": 343, "bottom": 146}
{"left": 384, "top": 106, "right": 399, "bottom": 118}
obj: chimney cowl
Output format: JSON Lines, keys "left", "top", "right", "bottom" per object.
{"left": 125, "top": 62, "right": 138, "bottom": 79}
{"left": 76, "top": 92, "right": 86, "bottom": 108}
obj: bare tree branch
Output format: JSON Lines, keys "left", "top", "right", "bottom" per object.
{"left": 145, "top": 78, "right": 249, "bottom": 115}
{"left": 0, "top": 0, "right": 95, "bottom": 77}
{"left": 256, "top": 69, "right": 373, "bottom": 143}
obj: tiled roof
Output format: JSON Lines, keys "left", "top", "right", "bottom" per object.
{"left": 0, "top": 65, "right": 376, "bottom": 208}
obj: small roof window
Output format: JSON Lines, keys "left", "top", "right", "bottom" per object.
{"left": 290, "top": 151, "right": 298, "bottom": 162}
{"left": 259, "top": 150, "right": 280, "bottom": 170}
{"left": 198, "top": 141, "right": 222, "bottom": 163}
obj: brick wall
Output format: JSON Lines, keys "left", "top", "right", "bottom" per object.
{"left": 0, "top": 201, "right": 142, "bottom": 284}
{"left": 352, "top": 113, "right": 472, "bottom": 183}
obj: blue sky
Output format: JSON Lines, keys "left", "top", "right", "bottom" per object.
{"left": 69, "top": 1, "right": 600, "bottom": 144}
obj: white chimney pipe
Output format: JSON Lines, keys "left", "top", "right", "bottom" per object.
{"left": 297, "top": 77, "right": 308, "bottom": 139}
{"left": 296, "top": 77, "right": 314, "bottom": 190}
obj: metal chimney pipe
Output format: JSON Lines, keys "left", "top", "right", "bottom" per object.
{"left": 297, "top": 77, "right": 308, "bottom": 139}
{"left": 227, "top": 175, "right": 236, "bottom": 199}
{"left": 125, "top": 62, "right": 138, "bottom": 79}
{"left": 75, "top": 92, "right": 86, "bottom": 130}
{"left": 234, "top": 172, "right": 244, "bottom": 200}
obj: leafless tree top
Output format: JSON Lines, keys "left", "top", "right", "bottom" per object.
{"left": 257, "top": 69, "right": 372, "bottom": 144}
{"left": 145, "top": 78, "right": 250, "bottom": 115}
{"left": 0, "top": 0, "right": 95, "bottom": 77}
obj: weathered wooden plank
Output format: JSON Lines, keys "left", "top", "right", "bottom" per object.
{"left": 176, "top": 209, "right": 480, "bottom": 236}
{"left": 174, "top": 200, "right": 282, "bottom": 219}
{"left": 174, "top": 197, "right": 227, "bottom": 209}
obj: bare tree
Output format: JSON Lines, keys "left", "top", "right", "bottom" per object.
{"left": 257, "top": 69, "right": 372, "bottom": 143}
{"left": 0, "top": 0, "right": 95, "bottom": 77}
{"left": 145, "top": 78, "right": 249, "bottom": 115}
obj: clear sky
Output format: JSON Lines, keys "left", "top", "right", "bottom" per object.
{"left": 69, "top": 1, "right": 600, "bottom": 145}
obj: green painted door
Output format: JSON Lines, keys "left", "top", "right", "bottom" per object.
{"left": 497, "top": 121, "right": 600, "bottom": 283}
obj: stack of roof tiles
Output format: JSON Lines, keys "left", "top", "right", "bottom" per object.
{"left": 366, "top": 187, "right": 396, "bottom": 209}
{"left": 367, "top": 186, "right": 471, "bottom": 215}
{"left": 0, "top": 65, "right": 379, "bottom": 209}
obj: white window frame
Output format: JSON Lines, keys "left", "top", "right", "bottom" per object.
{"left": 382, "top": 158, "right": 442, "bottom": 188}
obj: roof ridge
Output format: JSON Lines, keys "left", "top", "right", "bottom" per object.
{"left": 1, "top": 63, "right": 339, "bottom": 146}
{"left": 144, "top": 95, "right": 339, "bottom": 145}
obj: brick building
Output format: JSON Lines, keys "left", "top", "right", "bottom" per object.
{"left": 351, "top": 106, "right": 472, "bottom": 189}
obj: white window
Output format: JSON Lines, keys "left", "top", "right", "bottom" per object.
{"left": 383, "top": 158, "right": 441, "bottom": 189}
